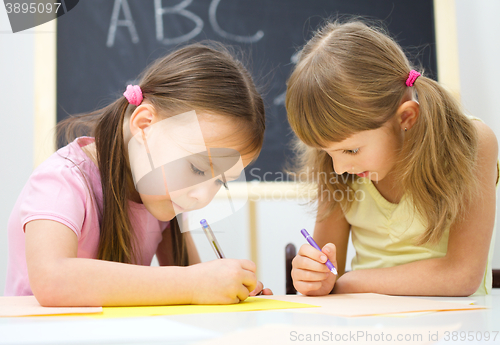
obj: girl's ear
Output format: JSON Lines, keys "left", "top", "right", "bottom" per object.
{"left": 129, "top": 104, "right": 157, "bottom": 137}
{"left": 397, "top": 100, "right": 419, "bottom": 131}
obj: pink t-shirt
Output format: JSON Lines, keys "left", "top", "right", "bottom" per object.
{"left": 4, "top": 137, "right": 168, "bottom": 296}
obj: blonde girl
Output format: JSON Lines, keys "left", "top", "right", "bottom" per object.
{"left": 287, "top": 20, "right": 498, "bottom": 296}
{"left": 6, "top": 42, "right": 272, "bottom": 305}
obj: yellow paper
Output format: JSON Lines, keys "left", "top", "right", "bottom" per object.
{"left": 88, "top": 297, "right": 318, "bottom": 319}
{"left": 14, "top": 297, "right": 315, "bottom": 318}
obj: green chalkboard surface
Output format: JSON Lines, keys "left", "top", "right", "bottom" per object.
{"left": 57, "top": 0, "right": 436, "bottom": 179}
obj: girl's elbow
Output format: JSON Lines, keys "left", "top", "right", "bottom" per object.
{"left": 451, "top": 269, "right": 483, "bottom": 297}
{"left": 31, "top": 277, "right": 67, "bottom": 307}
{"left": 454, "top": 283, "right": 480, "bottom": 297}
{"left": 29, "top": 266, "right": 68, "bottom": 307}
{"left": 463, "top": 275, "right": 483, "bottom": 296}
{"left": 34, "top": 291, "right": 60, "bottom": 307}
{"left": 32, "top": 281, "right": 63, "bottom": 307}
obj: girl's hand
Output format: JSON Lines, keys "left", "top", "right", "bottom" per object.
{"left": 249, "top": 281, "right": 273, "bottom": 296}
{"left": 291, "top": 243, "right": 338, "bottom": 296}
{"left": 187, "top": 259, "right": 258, "bottom": 304}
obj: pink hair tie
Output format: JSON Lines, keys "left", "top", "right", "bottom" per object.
{"left": 123, "top": 85, "right": 143, "bottom": 106}
{"left": 405, "top": 70, "right": 421, "bottom": 87}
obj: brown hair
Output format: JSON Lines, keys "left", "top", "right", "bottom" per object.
{"left": 286, "top": 20, "right": 478, "bottom": 244}
{"left": 58, "top": 42, "right": 265, "bottom": 264}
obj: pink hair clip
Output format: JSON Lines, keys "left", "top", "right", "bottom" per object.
{"left": 123, "top": 85, "right": 143, "bottom": 106}
{"left": 405, "top": 70, "right": 421, "bottom": 87}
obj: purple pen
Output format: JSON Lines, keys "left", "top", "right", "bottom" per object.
{"left": 300, "top": 229, "right": 338, "bottom": 275}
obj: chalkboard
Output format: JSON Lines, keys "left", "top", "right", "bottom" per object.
{"left": 57, "top": 0, "right": 437, "bottom": 180}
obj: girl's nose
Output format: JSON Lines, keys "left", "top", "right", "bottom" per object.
{"left": 186, "top": 180, "right": 221, "bottom": 207}
{"left": 333, "top": 160, "right": 350, "bottom": 175}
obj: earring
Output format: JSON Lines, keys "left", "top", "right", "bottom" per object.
{"left": 404, "top": 127, "right": 407, "bottom": 132}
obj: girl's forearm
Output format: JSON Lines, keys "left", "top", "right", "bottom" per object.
{"left": 333, "top": 257, "right": 483, "bottom": 296}
{"left": 31, "top": 258, "right": 195, "bottom": 307}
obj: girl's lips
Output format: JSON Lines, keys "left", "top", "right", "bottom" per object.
{"left": 171, "top": 201, "right": 185, "bottom": 212}
{"left": 356, "top": 171, "right": 369, "bottom": 178}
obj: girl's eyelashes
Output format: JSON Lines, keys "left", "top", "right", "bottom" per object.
{"left": 218, "top": 179, "right": 229, "bottom": 189}
{"left": 190, "top": 163, "right": 205, "bottom": 176}
{"left": 190, "top": 163, "right": 228, "bottom": 189}
{"left": 343, "top": 148, "right": 360, "bottom": 155}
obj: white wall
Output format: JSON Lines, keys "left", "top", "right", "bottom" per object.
{"left": 455, "top": 0, "right": 500, "bottom": 268}
{"left": 0, "top": 8, "right": 35, "bottom": 294}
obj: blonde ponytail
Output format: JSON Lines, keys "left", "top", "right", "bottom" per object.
{"left": 400, "top": 76, "right": 478, "bottom": 244}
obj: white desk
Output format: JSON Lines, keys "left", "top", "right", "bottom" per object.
{"left": 1, "top": 291, "right": 499, "bottom": 345}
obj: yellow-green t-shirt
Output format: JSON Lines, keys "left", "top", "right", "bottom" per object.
{"left": 343, "top": 177, "right": 495, "bottom": 295}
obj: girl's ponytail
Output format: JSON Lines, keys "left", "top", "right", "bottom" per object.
{"left": 94, "top": 97, "right": 136, "bottom": 263}
{"left": 399, "top": 75, "right": 478, "bottom": 244}
{"left": 94, "top": 97, "right": 188, "bottom": 266}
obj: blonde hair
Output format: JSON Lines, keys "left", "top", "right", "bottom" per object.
{"left": 286, "top": 20, "right": 478, "bottom": 245}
